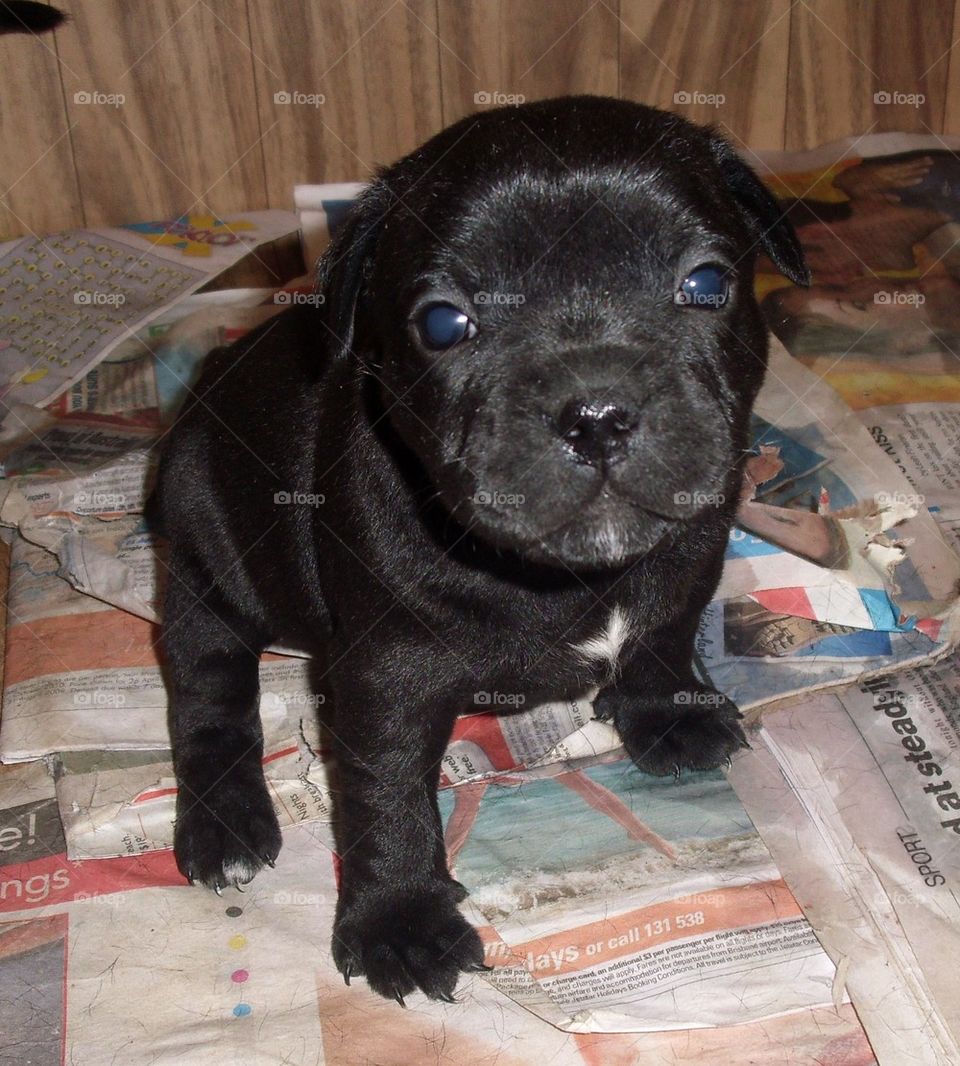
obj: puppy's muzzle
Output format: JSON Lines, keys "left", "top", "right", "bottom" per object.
{"left": 556, "top": 398, "right": 639, "bottom": 466}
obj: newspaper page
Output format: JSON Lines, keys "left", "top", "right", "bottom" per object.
{"left": 42, "top": 744, "right": 849, "bottom": 1033}
{"left": 451, "top": 752, "right": 838, "bottom": 1032}
{"left": 730, "top": 671, "right": 960, "bottom": 1065}
{"left": 4, "top": 154, "right": 959, "bottom": 1052}
{"left": 0, "top": 755, "right": 877, "bottom": 1063}
{"left": 704, "top": 130, "right": 960, "bottom": 1065}
{"left": 0, "top": 211, "right": 298, "bottom": 408}
{"left": 1, "top": 319, "right": 957, "bottom": 763}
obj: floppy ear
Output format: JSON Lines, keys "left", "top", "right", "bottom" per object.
{"left": 313, "top": 179, "right": 393, "bottom": 357}
{"left": 710, "top": 135, "right": 811, "bottom": 287}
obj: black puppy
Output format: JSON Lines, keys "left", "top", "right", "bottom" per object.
{"left": 153, "top": 96, "right": 808, "bottom": 1004}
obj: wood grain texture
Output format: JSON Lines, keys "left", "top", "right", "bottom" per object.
{"left": 55, "top": 0, "right": 267, "bottom": 226}
{"left": 619, "top": 0, "right": 792, "bottom": 151}
{"left": 942, "top": 0, "right": 960, "bottom": 133}
{"left": 438, "top": 0, "right": 620, "bottom": 125}
{"left": 1, "top": 1, "right": 960, "bottom": 238}
{"left": 0, "top": 30, "right": 83, "bottom": 238}
{"left": 787, "top": 0, "right": 954, "bottom": 150}
{"left": 248, "top": 0, "right": 443, "bottom": 206}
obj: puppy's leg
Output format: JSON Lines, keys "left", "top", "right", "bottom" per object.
{"left": 163, "top": 567, "right": 281, "bottom": 891}
{"left": 595, "top": 561, "right": 748, "bottom": 776}
{"left": 329, "top": 663, "right": 485, "bottom": 1003}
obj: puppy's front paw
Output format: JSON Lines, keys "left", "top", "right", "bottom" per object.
{"left": 174, "top": 769, "right": 282, "bottom": 892}
{"left": 333, "top": 884, "right": 486, "bottom": 1003}
{"left": 598, "top": 684, "right": 749, "bottom": 777}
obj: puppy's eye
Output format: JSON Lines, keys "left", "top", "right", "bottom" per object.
{"left": 417, "top": 303, "right": 477, "bottom": 349}
{"left": 676, "top": 264, "right": 730, "bottom": 309}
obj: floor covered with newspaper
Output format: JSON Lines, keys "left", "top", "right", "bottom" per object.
{"left": 2, "top": 133, "right": 960, "bottom": 1065}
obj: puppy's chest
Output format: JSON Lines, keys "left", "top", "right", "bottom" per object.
{"left": 566, "top": 604, "right": 637, "bottom": 681}
{"left": 506, "top": 603, "right": 639, "bottom": 690}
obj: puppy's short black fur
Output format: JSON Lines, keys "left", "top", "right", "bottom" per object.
{"left": 153, "top": 96, "right": 809, "bottom": 1004}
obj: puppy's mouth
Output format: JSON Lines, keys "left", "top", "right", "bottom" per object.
{"left": 461, "top": 483, "right": 685, "bottom": 569}
{"left": 527, "top": 511, "right": 679, "bottom": 568}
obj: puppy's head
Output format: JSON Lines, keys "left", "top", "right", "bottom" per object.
{"left": 316, "top": 96, "right": 809, "bottom": 569}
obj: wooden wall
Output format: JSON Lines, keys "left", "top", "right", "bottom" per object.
{"left": 2, "top": 0, "right": 958, "bottom": 239}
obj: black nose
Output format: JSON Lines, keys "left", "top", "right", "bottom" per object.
{"left": 557, "top": 399, "right": 638, "bottom": 465}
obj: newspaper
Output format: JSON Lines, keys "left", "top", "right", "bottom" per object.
{"left": 729, "top": 667, "right": 960, "bottom": 1065}
{"left": 5, "top": 141, "right": 960, "bottom": 1056}
{"left": 0, "top": 755, "right": 877, "bottom": 1061}
{"left": 706, "top": 130, "right": 960, "bottom": 1064}
{"left": 39, "top": 739, "right": 849, "bottom": 1032}
{"left": 451, "top": 753, "right": 838, "bottom": 1032}
{"left": 0, "top": 211, "right": 298, "bottom": 408}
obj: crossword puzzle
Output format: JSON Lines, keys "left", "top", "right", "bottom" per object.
{"left": 0, "top": 230, "right": 205, "bottom": 405}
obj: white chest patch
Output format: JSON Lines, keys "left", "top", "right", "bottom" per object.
{"left": 573, "top": 605, "right": 634, "bottom": 669}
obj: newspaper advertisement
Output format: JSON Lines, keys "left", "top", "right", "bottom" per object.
{"left": 0, "top": 754, "right": 877, "bottom": 1062}
{"left": 450, "top": 753, "right": 838, "bottom": 1032}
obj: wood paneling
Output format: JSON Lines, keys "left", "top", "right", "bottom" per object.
{"left": 0, "top": 28, "right": 82, "bottom": 237}
{"left": 2, "top": 0, "right": 960, "bottom": 239}
{"left": 248, "top": 0, "right": 443, "bottom": 204}
{"left": 437, "top": 0, "right": 620, "bottom": 124}
{"left": 787, "top": 0, "right": 954, "bottom": 149}
{"left": 55, "top": 0, "right": 267, "bottom": 227}
{"left": 619, "top": 0, "right": 792, "bottom": 151}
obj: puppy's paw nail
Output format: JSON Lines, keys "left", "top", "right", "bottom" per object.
{"left": 673, "top": 764, "right": 681, "bottom": 781}
{"left": 438, "top": 992, "right": 457, "bottom": 1004}
{"left": 265, "top": 858, "right": 276, "bottom": 869}
{"left": 234, "top": 882, "right": 245, "bottom": 893}
{"left": 214, "top": 883, "right": 223, "bottom": 897}
{"left": 466, "top": 962, "right": 493, "bottom": 972}
{"left": 342, "top": 961, "right": 353, "bottom": 987}
{"left": 394, "top": 990, "right": 406, "bottom": 1008}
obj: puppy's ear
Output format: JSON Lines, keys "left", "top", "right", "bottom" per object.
{"left": 314, "top": 180, "right": 392, "bottom": 357}
{"left": 710, "top": 135, "right": 811, "bottom": 287}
